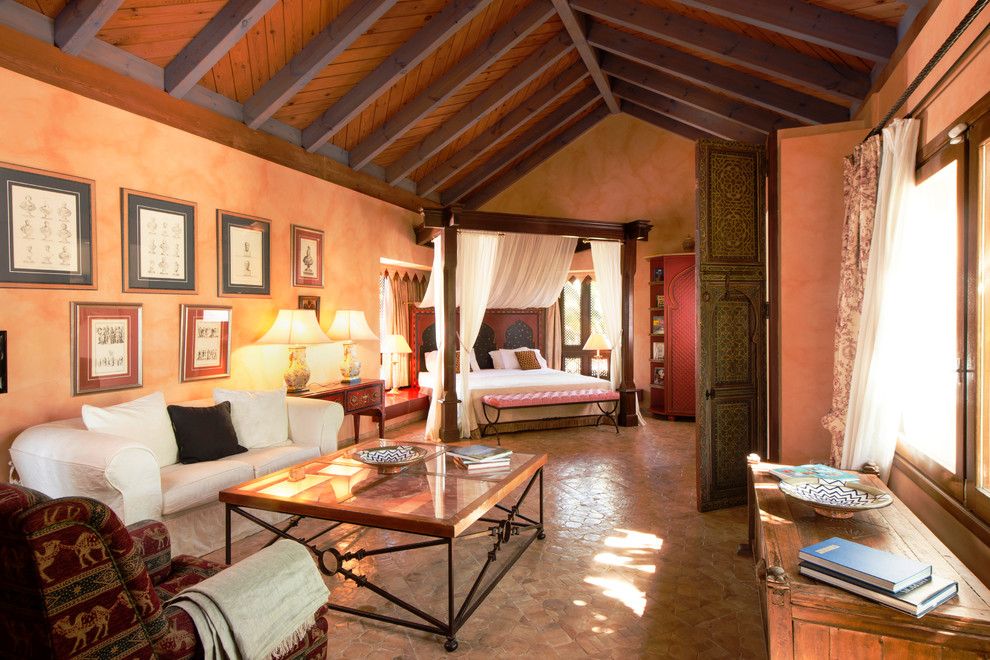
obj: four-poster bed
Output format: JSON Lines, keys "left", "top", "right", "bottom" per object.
{"left": 416, "top": 207, "right": 651, "bottom": 442}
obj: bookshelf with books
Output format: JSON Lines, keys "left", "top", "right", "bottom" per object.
{"left": 646, "top": 253, "right": 695, "bottom": 418}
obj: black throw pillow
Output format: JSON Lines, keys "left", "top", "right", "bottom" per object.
{"left": 167, "top": 401, "right": 247, "bottom": 464}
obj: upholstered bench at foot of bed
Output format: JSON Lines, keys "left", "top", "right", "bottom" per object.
{"left": 480, "top": 389, "right": 621, "bottom": 443}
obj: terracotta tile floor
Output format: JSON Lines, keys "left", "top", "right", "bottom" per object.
{"left": 204, "top": 417, "right": 768, "bottom": 659}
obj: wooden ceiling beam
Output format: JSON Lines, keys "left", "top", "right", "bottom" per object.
{"left": 349, "top": 0, "right": 555, "bottom": 171}
{"left": 672, "top": 0, "right": 896, "bottom": 62}
{"left": 302, "top": 0, "right": 493, "bottom": 153}
{"left": 549, "top": 0, "right": 619, "bottom": 113}
{"left": 242, "top": 0, "right": 399, "bottom": 130}
{"left": 417, "top": 64, "right": 589, "bottom": 196}
{"left": 165, "top": 0, "right": 282, "bottom": 99}
{"left": 463, "top": 103, "right": 610, "bottom": 209}
{"left": 587, "top": 23, "right": 848, "bottom": 125}
{"left": 612, "top": 80, "right": 764, "bottom": 142}
{"left": 385, "top": 31, "right": 573, "bottom": 185}
{"left": 54, "top": 0, "right": 125, "bottom": 56}
{"left": 442, "top": 86, "right": 601, "bottom": 205}
{"left": 572, "top": 0, "right": 869, "bottom": 103}
{"left": 620, "top": 101, "right": 710, "bottom": 141}
{"left": 601, "top": 54, "right": 798, "bottom": 133}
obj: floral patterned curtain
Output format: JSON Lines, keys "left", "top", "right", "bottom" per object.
{"left": 821, "top": 133, "right": 883, "bottom": 467}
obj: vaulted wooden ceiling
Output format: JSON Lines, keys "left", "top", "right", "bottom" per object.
{"left": 0, "top": 0, "right": 926, "bottom": 212}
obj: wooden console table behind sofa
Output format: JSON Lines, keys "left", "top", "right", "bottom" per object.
{"left": 746, "top": 458, "right": 990, "bottom": 658}
{"left": 293, "top": 380, "right": 385, "bottom": 440}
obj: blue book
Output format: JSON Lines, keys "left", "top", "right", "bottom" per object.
{"left": 769, "top": 463, "right": 859, "bottom": 481}
{"left": 799, "top": 537, "right": 932, "bottom": 592}
{"left": 799, "top": 562, "right": 957, "bottom": 618}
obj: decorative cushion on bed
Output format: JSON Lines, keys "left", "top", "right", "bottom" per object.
{"left": 515, "top": 350, "right": 541, "bottom": 370}
{"left": 213, "top": 387, "right": 289, "bottom": 449}
{"left": 167, "top": 401, "right": 247, "bottom": 463}
{"left": 82, "top": 392, "right": 179, "bottom": 467}
{"left": 489, "top": 350, "right": 505, "bottom": 369}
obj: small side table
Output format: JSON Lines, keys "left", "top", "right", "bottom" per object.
{"left": 291, "top": 380, "right": 385, "bottom": 440}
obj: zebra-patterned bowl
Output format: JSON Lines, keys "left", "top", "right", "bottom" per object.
{"left": 778, "top": 477, "right": 893, "bottom": 518}
{"left": 353, "top": 445, "right": 428, "bottom": 467}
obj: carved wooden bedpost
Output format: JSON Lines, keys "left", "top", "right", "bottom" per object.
{"left": 618, "top": 220, "right": 652, "bottom": 425}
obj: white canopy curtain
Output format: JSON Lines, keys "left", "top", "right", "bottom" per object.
{"left": 487, "top": 233, "right": 577, "bottom": 307}
{"left": 424, "top": 234, "right": 445, "bottom": 442}
{"left": 841, "top": 118, "right": 921, "bottom": 480}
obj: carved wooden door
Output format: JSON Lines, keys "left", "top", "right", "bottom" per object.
{"left": 695, "top": 139, "right": 767, "bottom": 512}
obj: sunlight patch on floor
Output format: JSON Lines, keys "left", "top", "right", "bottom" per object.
{"left": 583, "top": 528, "right": 663, "bottom": 615}
{"left": 584, "top": 576, "right": 648, "bottom": 615}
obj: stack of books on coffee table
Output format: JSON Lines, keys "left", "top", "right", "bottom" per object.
{"left": 798, "top": 537, "right": 958, "bottom": 618}
{"left": 447, "top": 444, "right": 512, "bottom": 471}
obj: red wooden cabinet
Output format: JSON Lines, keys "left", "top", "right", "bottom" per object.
{"left": 647, "top": 254, "right": 696, "bottom": 419}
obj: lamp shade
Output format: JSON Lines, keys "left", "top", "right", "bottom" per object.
{"left": 327, "top": 310, "right": 379, "bottom": 342}
{"left": 255, "top": 309, "right": 331, "bottom": 346}
{"left": 381, "top": 334, "right": 412, "bottom": 354}
{"left": 582, "top": 333, "right": 612, "bottom": 352}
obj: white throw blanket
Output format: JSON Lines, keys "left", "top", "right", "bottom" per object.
{"left": 168, "top": 539, "right": 329, "bottom": 660}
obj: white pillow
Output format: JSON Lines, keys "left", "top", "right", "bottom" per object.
{"left": 489, "top": 350, "right": 505, "bottom": 369}
{"left": 213, "top": 387, "right": 289, "bottom": 449}
{"left": 500, "top": 348, "right": 526, "bottom": 370}
{"left": 82, "top": 392, "right": 178, "bottom": 467}
{"left": 424, "top": 350, "right": 438, "bottom": 373}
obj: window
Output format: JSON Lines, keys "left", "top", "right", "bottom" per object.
{"left": 560, "top": 276, "right": 607, "bottom": 377}
{"left": 971, "top": 115, "right": 990, "bottom": 521}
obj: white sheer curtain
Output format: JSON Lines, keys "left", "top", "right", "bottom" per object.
{"left": 486, "top": 233, "right": 576, "bottom": 308}
{"left": 457, "top": 231, "right": 501, "bottom": 436}
{"left": 841, "top": 118, "right": 920, "bottom": 479}
{"left": 424, "top": 234, "right": 445, "bottom": 442}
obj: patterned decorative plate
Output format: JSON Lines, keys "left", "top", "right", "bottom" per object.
{"left": 778, "top": 477, "right": 893, "bottom": 518}
{"left": 353, "top": 445, "right": 428, "bottom": 467}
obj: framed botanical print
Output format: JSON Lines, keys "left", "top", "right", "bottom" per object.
{"left": 71, "top": 302, "right": 142, "bottom": 395}
{"left": 0, "top": 162, "right": 95, "bottom": 289}
{"left": 0, "top": 330, "right": 6, "bottom": 394}
{"left": 291, "top": 225, "right": 323, "bottom": 287}
{"left": 121, "top": 189, "right": 196, "bottom": 292}
{"left": 217, "top": 210, "right": 270, "bottom": 296}
{"left": 179, "top": 304, "right": 231, "bottom": 382}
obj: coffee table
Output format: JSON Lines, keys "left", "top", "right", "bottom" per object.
{"left": 219, "top": 439, "right": 547, "bottom": 651}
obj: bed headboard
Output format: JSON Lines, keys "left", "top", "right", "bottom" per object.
{"left": 408, "top": 306, "right": 546, "bottom": 386}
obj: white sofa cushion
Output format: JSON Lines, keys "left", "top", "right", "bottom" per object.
{"left": 81, "top": 392, "right": 178, "bottom": 467}
{"left": 213, "top": 387, "right": 289, "bottom": 449}
{"left": 221, "top": 444, "right": 320, "bottom": 476}
{"left": 160, "top": 459, "right": 255, "bottom": 515}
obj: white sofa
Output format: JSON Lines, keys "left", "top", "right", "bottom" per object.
{"left": 10, "top": 389, "right": 344, "bottom": 557}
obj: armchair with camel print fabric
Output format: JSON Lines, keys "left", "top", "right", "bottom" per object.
{"left": 0, "top": 481, "right": 329, "bottom": 659}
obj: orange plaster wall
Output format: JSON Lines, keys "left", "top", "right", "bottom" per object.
{"left": 0, "top": 68, "right": 432, "bottom": 467}
{"left": 479, "top": 112, "right": 697, "bottom": 399}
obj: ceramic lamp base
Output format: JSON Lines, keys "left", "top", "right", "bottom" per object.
{"left": 284, "top": 346, "right": 311, "bottom": 392}
{"left": 339, "top": 342, "right": 361, "bottom": 383}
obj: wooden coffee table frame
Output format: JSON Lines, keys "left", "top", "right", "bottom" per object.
{"left": 221, "top": 449, "right": 545, "bottom": 652}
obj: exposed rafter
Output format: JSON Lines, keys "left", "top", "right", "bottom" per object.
{"left": 302, "top": 0, "right": 493, "bottom": 153}
{"left": 54, "top": 0, "right": 125, "bottom": 56}
{"left": 621, "top": 101, "right": 710, "bottom": 142}
{"left": 549, "top": 0, "right": 619, "bottom": 114}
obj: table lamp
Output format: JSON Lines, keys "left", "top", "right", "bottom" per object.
{"left": 255, "top": 309, "right": 331, "bottom": 392}
{"left": 380, "top": 334, "right": 413, "bottom": 394}
{"left": 583, "top": 333, "right": 612, "bottom": 379}
{"left": 327, "top": 310, "right": 379, "bottom": 383}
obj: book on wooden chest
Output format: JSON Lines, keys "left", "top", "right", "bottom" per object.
{"left": 799, "top": 562, "right": 958, "bottom": 618}
{"left": 799, "top": 537, "right": 932, "bottom": 592}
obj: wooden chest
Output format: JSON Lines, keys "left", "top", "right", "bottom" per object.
{"left": 747, "top": 460, "right": 990, "bottom": 658}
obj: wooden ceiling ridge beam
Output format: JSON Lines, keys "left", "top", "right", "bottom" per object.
{"left": 349, "top": 0, "right": 556, "bottom": 171}
{"left": 464, "top": 103, "right": 610, "bottom": 209}
{"left": 571, "top": 0, "right": 869, "bottom": 103}
{"left": 165, "top": 0, "right": 283, "bottom": 99}
{"left": 242, "top": 0, "right": 399, "bottom": 130}
{"left": 301, "top": 0, "right": 493, "bottom": 153}
{"left": 612, "top": 79, "right": 763, "bottom": 142}
{"left": 671, "top": 0, "right": 897, "bottom": 62}
{"left": 550, "top": 0, "right": 620, "bottom": 113}
{"left": 384, "top": 30, "right": 573, "bottom": 185}
{"left": 417, "top": 63, "right": 589, "bottom": 196}
{"left": 601, "top": 55, "right": 798, "bottom": 133}
{"left": 587, "top": 22, "right": 848, "bottom": 125}
{"left": 54, "top": 0, "right": 126, "bottom": 56}
{"left": 441, "top": 85, "right": 601, "bottom": 205}
{"left": 620, "top": 101, "right": 710, "bottom": 141}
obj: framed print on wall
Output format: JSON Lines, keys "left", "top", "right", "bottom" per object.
{"left": 180, "top": 304, "right": 231, "bottom": 382}
{"left": 0, "top": 162, "right": 95, "bottom": 289}
{"left": 71, "top": 302, "right": 142, "bottom": 396}
{"left": 217, "top": 210, "right": 270, "bottom": 296}
{"left": 121, "top": 189, "right": 196, "bottom": 292}
{"left": 298, "top": 295, "right": 320, "bottom": 321}
{"left": 291, "top": 225, "right": 323, "bottom": 287}
{"left": 0, "top": 330, "right": 6, "bottom": 394}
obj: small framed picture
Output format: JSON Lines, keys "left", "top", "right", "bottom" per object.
{"left": 180, "top": 304, "right": 232, "bottom": 382}
{"left": 71, "top": 302, "right": 142, "bottom": 396}
{"left": 217, "top": 210, "right": 270, "bottom": 296}
{"left": 0, "top": 330, "right": 6, "bottom": 394}
{"left": 653, "top": 366, "right": 665, "bottom": 385}
{"left": 291, "top": 225, "right": 323, "bottom": 287}
{"left": 121, "top": 189, "right": 196, "bottom": 292}
{"left": 298, "top": 295, "right": 321, "bottom": 321}
{"left": 0, "top": 162, "right": 95, "bottom": 289}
